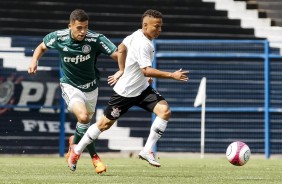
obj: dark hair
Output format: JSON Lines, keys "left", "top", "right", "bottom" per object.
{"left": 142, "top": 9, "right": 162, "bottom": 21}
{"left": 69, "top": 9, "right": 89, "bottom": 23}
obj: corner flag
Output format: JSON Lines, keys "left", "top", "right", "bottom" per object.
{"left": 194, "top": 77, "right": 207, "bottom": 158}
{"left": 194, "top": 77, "right": 206, "bottom": 107}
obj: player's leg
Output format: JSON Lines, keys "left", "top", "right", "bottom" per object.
{"left": 81, "top": 89, "right": 107, "bottom": 173}
{"left": 61, "top": 83, "right": 101, "bottom": 171}
{"left": 70, "top": 91, "right": 133, "bottom": 172}
{"left": 143, "top": 100, "right": 170, "bottom": 153}
{"left": 69, "top": 115, "right": 115, "bottom": 173}
{"left": 137, "top": 87, "right": 170, "bottom": 167}
{"left": 70, "top": 99, "right": 118, "bottom": 173}
{"left": 76, "top": 90, "right": 134, "bottom": 151}
{"left": 74, "top": 91, "right": 126, "bottom": 152}
{"left": 74, "top": 115, "right": 116, "bottom": 154}
{"left": 67, "top": 99, "right": 92, "bottom": 171}
{"left": 71, "top": 89, "right": 107, "bottom": 173}
{"left": 61, "top": 83, "right": 85, "bottom": 166}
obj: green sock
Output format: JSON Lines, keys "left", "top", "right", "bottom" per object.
{"left": 86, "top": 143, "right": 97, "bottom": 159}
{"left": 73, "top": 122, "right": 97, "bottom": 158}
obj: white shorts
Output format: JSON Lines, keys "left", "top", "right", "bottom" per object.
{"left": 60, "top": 83, "right": 98, "bottom": 118}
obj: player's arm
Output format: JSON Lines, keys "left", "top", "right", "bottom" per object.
{"left": 110, "top": 51, "right": 118, "bottom": 62}
{"left": 109, "top": 43, "right": 125, "bottom": 71}
{"left": 28, "top": 42, "right": 48, "bottom": 75}
{"left": 141, "top": 66, "right": 189, "bottom": 82}
{"left": 108, "top": 43, "right": 127, "bottom": 86}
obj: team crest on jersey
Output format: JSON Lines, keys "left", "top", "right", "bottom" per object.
{"left": 111, "top": 107, "right": 121, "bottom": 118}
{"left": 82, "top": 45, "right": 91, "bottom": 54}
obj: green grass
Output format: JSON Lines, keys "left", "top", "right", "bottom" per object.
{"left": 0, "top": 154, "right": 282, "bottom": 184}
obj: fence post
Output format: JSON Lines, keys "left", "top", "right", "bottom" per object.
{"left": 264, "top": 40, "right": 270, "bottom": 159}
{"left": 152, "top": 40, "right": 157, "bottom": 153}
{"left": 59, "top": 97, "right": 66, "bottom": 157}
{"left": 59, "top": 69, "right": 66, "bottom": 157}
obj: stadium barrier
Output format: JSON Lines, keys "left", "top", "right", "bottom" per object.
{"left": 1, "top": 37, "right": 282, "bottom": 158}
{"left": 153, "top": 40, "right": 282, "bottom": 158}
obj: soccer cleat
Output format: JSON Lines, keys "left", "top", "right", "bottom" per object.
{"left": 65, "top": 135, "right": 74, "bottom": 163}
{"left": 92, "top": 154, "right": 107, "bottom": 174}
{"left": 139, "top": 150, "right": 161, "bottom": 167}
{"left": 67, "top": 144, "right": 80, "bottom": 171}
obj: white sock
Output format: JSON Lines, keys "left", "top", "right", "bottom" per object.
{"left": 74, "top": 123, "right": 101, "bottom": 154}
{"left": 143, "top": 116, "right": 168, "bottom": 153}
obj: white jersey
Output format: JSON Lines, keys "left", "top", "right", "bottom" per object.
{"left": 113, "top": 29, "right": 154, "bottom": 97}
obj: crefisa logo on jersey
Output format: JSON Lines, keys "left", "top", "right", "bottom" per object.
{"left": 82, "top": 45, "right": 91, "bottom": 54}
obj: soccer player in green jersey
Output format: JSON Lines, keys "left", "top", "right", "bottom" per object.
{"left": 28, "top": 9, "right": 124, "bottom": 174}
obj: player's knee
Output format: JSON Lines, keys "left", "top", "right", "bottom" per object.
{"left": 163, "top": 107, "right": 171, "bottom": 120}
{"left": 156, "top": 106, "right": 171, "bottom": 120}
{"left": 77, "top": 113, "right": 90, "bottom": 123}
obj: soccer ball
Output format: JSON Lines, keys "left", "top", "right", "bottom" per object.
{"left": 226, "top": 141, "right": 251, "bottom": 166}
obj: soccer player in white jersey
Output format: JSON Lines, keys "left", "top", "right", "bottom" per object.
{"left": 28, "top": 9, "right": 124, "bottom": 174}
{"left": 68, "top": 9, "right": 188, "bottom": 170}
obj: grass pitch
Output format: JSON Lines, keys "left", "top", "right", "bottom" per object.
{"left": 0, "top": 154, "right": 282, "bottom": 184}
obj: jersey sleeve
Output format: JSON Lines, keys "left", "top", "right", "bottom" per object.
{"left": 122, "top": 33, "right": 152, "bottom": 69}
{"left": 137, "top": 42, "right": 153, "bottom": 68}
{"left": 122, "top": 34, "right": 132, "bottom": 48}
{"left": 43, "top": 31, "right": 58, "bottom": 49}
{"left": 97, "top": 35, "right": 117, "bottom": 56}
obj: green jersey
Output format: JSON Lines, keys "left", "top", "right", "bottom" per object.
{"left": 43, "top": 29, "right": 117, "bottom": 92}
